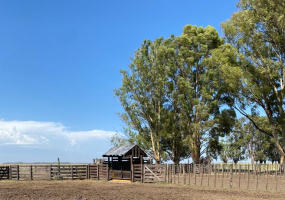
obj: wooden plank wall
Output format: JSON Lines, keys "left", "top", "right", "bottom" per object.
{"left": 133, "top": 164, "right": 142, "bottom": 182}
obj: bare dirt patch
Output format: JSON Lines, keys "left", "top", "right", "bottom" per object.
{"left": 0, "top": 180, "right": 284, "bottom": 200}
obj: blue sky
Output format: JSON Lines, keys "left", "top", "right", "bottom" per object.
{"left": 0, "top": 0, "right": 238, "bottom": 163}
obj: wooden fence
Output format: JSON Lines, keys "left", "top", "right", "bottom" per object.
{"left": 2, "top": 163, "right": 285, "bottom": 191}
{"left": 6, "top": 164, "right": 108, "bottom": 181}
{"left": 157, "top": 163, "right": 285, "bottom": 191}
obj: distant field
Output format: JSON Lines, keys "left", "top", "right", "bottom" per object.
{"left": 0, "top": 180, "right": 285, "bottom": 200}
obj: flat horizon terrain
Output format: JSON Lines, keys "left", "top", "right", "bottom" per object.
{"left": 0, "top": 180, "right": 285, "bottom": 200}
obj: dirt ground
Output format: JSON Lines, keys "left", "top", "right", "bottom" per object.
{"left": 0, "top": 180, "right": 285, "bottom": 200}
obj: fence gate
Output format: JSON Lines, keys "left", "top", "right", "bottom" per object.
{"left": 144, "top": 164, "right": 165, "bottom": 183}
{"left": 0, "top": 166, "right": 9, "bottom": 180}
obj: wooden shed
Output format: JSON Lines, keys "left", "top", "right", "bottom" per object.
{"left": 102, "top": 145, "right": 148, "bottom": 181}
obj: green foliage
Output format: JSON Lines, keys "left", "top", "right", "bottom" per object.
{"left": 114, "top": 38, "right": 169, "bottom": 163}
{"left": 210, "top": 0, "right": 285, "bottom": 163}
{"left": 115, "top": 25, "right": 233, "bottom": 164}
{"left": 114, "top": 0, "right": 285, "bottom": 164}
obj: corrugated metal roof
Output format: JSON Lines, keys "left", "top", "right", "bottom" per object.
{"left": 102, "top": 144, "right": 135, "bottom": 157}
{"left": 102, "top": 145, "right": 146, "bottom": 157}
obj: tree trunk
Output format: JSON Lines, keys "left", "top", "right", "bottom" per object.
{"left": 280, "top": 155, "right": 285, "bottom": 165}
{"left": 272, "top": 125, "right": 285, "bottom": 164}
{"left": 251, "top": 154, "right": 255, "bottom": 165}
{"left": 174, "top": 158, "right": 180, "bottom": 165}
{"left": 191, "top": 147, "right": 201, "bottom": 164}
{"left": 282, "top": 125, "right": 285, "bottom": 164}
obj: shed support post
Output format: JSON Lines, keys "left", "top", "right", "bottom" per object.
{"left": 107, "top": 157, "right": 110, "bottom": 181}
{"left": 97, "top": 164, "right": 99, "bottom": 180}
{"left": 131, "top": 156, "right": 134, "bottom": 182}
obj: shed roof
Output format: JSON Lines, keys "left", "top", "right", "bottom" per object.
{"left": 102, "top": 144, "right": 147, "bottom": 157}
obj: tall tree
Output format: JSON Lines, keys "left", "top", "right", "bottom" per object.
{"left": 163, "top": 25, "right": 225, "bottom": 164}
{"left": 227, "top": 118, "right": 247, "bottom": 163}
{"left": 115, "top": 25, "right": 234, "bottom": 164}
{"left": 114, "top": 39, "right": 168, "bottom": 163}
{"left": 211, "top": 0, "right": 285, "bottom": 163}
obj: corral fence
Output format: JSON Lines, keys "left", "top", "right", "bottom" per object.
{"left": 1, "top": 163, "right": 285, "bottom": 191}
{"left": 0, "top": 164, "right": 108, "bottom": 181}
{"left": 150, "top": 163, "right": 285, "bottom": 191}
{"left": 138, "top": 163, "right": 285, "bottom": 191}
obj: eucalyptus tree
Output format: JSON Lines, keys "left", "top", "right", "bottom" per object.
{"left": 227, "top": 118, "right": 247, "bottom": 163}
{"left": 211, "top": 0, "right": 285, "bottom": 163}
{"left": 114, "top": 38, "right": 169, "bottom": 163}
{"left": 115, "top": 24, "right": 235, "bottom": 164}
{"left": 162, "top": 25, "right": 227, "bottom": 164}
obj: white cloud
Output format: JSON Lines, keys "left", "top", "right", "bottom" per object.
{"left": 0, "top": 127, "right": 36, "bottom": 145}
{"left": 0, "top": 120, "right": 118, "bottom": 147}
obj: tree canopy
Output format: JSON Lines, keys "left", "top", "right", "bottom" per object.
{"left": 113, "top": 0, "right": 285, "bottom": 164}
{"left": 210, "top": 0, "right": 285, "bottom": 163}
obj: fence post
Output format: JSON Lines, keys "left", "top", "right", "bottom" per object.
{"left": 178, "top": 165, "right": 180, "bottom": 184}
{"left": 182, "top": 165, "right": 184, "bottom": 184}
{"left": 9, "top": 165, "right": 12, "bottom": 180}
{"left": 86, "top": 164, "right": 89, "bottom": 179}
{"left": 17, "top": 165, "right": 19, "bottom": 181}
{"left": 173, "top": 165, "right": 175, "bottom": 184}
{"left": 207, "top": 164, "right": 210, "bottom": 186}
{"left": 252, "top": 164, "right": 254, "bottom": 180}
{"left": 193, "top": 164, "right": 196, "bottom": 185}
{"left": 244, "top": 164, "right": 246, "bottom": 180}
{"left": 266, "top": 164, "right": 269, "bottom": 190}
{"left": 57, "top": 158, "right": 60, "bottom": 179}
{"left": 71, "top": 165, "right": 73, "bottom": 180}
{"left": 97, "top": 164, "right": 99, "bottom": 180}
{"left": 201, "top": 164, "right": 204, "bottom": 186}
{"left": 230, "top": 164, "right": 233, "bottom": 188}
{"left": 107, "top": 163, "right": 109, "bottom": 181}
{"left": 171, "top": 164, "right": 173, "bottom": 184}
{"left": 167, "top": 164, "right": 170, "bottom": 183}
{"left": 49, "top": 165, "right": 52, "bottom": 180}
{"left": 30, "top": 165, "right": 33, "bottom": 181}
{"left": 256, "top": 164, "right": 259, "bottom": 189}
{"left": 142, "top": 163, "right": 145, "bottom": 183}
{"left": 214, "top": 164, "right": 217, "bottom": 187}
{"left": 164, "top": 164, "right": 166, "bottom": 183}
{"left": 280, "top": 163, "right": 282, "bottom": 181}
{"left": 247, "top": 164, "right": 250, "bottom": 189}
{"left": 275, "top": 163, "right": 277, "bottom": 190}
{"left": 188, "top": 164, "right": 191, "bottom": 185}
{"left": 183, "top": 164, "right": 186, "bottom": 184}
{"left": 239, "top": 164, "right": 241, "bottom": 188}
{"left": 222, "top": 164, "right": 224, "bottom": 188}
{"left": 217, "top": 164, "right": 220, "bottom": 179}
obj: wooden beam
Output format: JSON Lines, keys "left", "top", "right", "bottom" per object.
{"left": 131, "top": 156, "right": 134, "bottom": 182}
{"left": 107, "top": 157, "right": 110, "bottom": 181}
{"left": 30, "top": 165, "right": 33, "bottom": 181}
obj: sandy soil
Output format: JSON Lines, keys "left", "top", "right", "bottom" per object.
{"left": 0, "top": 180, "right": 285, "bottom": 200}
